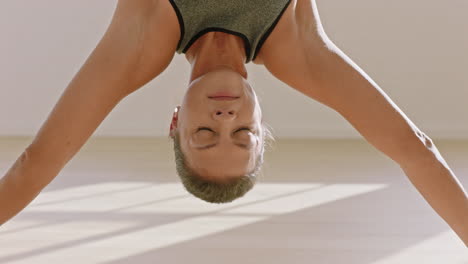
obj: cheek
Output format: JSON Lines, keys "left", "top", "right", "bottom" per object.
{"left": 182, "top": 95, "right": 204, "bottom": 113}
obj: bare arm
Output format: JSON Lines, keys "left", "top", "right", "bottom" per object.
{"left": 261, "top": 0, "right": 468, "bottom": 246}
{"left": 305, "top": 41, "right": 468, "bottom": 247}
{"left": 0, "top": 0, "right": 177, "bottom": 225}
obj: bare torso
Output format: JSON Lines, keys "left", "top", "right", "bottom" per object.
{"left": 157, "top": 0, "right": 316, "bottom": 65}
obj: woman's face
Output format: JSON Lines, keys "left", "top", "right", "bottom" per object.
{"left": 171, "top": 66, "right": 263, "bottom": 182}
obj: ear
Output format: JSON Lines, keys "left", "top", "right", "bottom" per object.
{"left": 169, "top": 106, "right": 180, "bottom": 138}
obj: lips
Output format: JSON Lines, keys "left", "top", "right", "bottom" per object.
{"left": 208, "top": 96, "right": 239, "bottom": 101}
{"left": 208, "top": 91, "right": 240, "bottom": 100}
{"left": 208, "top": 91, "right": 240, "bottom": 97}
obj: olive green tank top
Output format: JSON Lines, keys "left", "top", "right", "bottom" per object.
{"left": 168, "top": 0, "right": 291, "bottom": 64}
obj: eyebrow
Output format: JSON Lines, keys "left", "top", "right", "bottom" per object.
{"left": 195, "top": 142, "right": 251, "bottom": 150}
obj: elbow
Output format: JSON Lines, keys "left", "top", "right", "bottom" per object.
{"left": 415, "top": 130, "right": 434, "bottom": 149}
{"left": 397, "top": 130, "right": 441, "bottom": 168}
{"left": 18, "top": 145, "right": 57, "bottom": 190}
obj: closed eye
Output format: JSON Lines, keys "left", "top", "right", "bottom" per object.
{"left": 193, "top": 126, "right": 256, "bottom": 150}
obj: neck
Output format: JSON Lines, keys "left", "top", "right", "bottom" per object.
{"left": 185, "top": 32, "right": 248, "bottom": 83}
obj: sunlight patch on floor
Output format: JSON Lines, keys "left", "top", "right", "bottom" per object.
{"left": 0, "top": 182, "right": 387, "bottom": 264}
{"left": 371, "top": 230, "right": 467, "bottom": 264}
{"left": 26, "top": 183, "right": 386, "bottom": 214}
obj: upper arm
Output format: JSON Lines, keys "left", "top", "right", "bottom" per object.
{"left": 27, "top": 0, "right": 177, "bottom": 177}
{"left": 304, "top": 42, "right": 432, "bottom": 164}
{"left": 104, "top": 0, "right": 179, "bottom": 93}
{"left": 262, "top": 0, "right": 431, "bottom": 165}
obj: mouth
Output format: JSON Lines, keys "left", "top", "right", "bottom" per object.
{"left": 208, "top": 96, "right": 240, "bottom": 101}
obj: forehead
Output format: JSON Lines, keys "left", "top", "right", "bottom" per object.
{"left": 184, "top": 144, "right": 258, "bottom": 177}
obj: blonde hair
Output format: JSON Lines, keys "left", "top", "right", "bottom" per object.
{"left": 170, "top": 123, "right": 274, "bottom": 203}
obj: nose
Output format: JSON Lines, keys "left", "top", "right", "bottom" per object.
{"left": 213, "top": 109, "right": 236, "bottom": 121}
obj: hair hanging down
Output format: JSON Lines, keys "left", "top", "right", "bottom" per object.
{"left": 170, "top": 123, "right": 274, "bottom": 204}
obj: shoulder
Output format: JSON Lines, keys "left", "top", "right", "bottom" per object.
{"left": 109, "top": 0, "right": 179, "bottom": 92}
{"left": 253, "top": 0, "right": 326, "bottom": 66}
{"left": 256, "top": 0, "right": 333, "bottom": 95}
{"left": 115, "top": 0, "right": 161, "bottom": 13}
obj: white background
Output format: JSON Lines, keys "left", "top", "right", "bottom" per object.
{"left": 1, "top": 0, "right": 467, "bottom": 139}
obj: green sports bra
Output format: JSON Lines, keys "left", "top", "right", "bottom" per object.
{"left": 168, "top": 0, "right": 291, "bottom": 63}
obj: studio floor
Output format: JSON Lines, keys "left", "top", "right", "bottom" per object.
{"left": 0, "top": 137, "right": 467, "bottom": 264}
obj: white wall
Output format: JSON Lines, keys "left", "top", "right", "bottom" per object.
{"left": 1, "top": 0, "right": 467, "bottom": 139}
